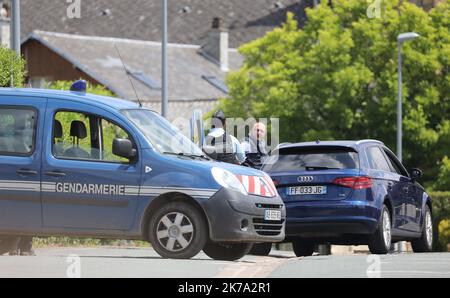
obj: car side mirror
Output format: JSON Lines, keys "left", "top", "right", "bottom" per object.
{"left": 113, "top": 138, "right": 137, "bottom": 160}
{"left": 410, "top": 168, "right": 423, "bottom": 182}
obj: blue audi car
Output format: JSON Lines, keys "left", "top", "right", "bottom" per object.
{"left": 262, "top": 140, "right": 434, "bottom": 256}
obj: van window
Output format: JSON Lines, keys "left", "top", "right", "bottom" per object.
{"left": 101, "top": 119, "right": 130, "bottom": 163}
{"left": 54, "top": 111, "right": 92, "bottom": 160}
{"left": 53, "top": 111, "right": 133, "bottom": 163}
{"left": 0, "top": 108, "right": 36, "bottom": 156}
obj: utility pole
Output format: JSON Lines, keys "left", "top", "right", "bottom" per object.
{"left": 161, "top": 0, "right": 168, "bottom": 118}
{"left": 397, "top": 32, "right": 419, "bottom": 163}
{"left": 11, "top": 0, "right": 20, "bottom": 56}
{"left": 396, "top": 32, "right": 420, "bottom": 253}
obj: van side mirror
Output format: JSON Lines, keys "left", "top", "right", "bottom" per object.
{"left": 113, "top": 138, "right": 137, "bottom": 160}
{"left": 410, "top": 168, "right": 423, "bottom": 182}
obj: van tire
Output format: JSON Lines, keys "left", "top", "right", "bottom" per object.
{"left": 368, "top": 205, "right": 392, "bottom": 255}
{"left": 148, "top": 202, "right": 207, "bottom": 259}
{"left": 203, "top": 242, "right": 253, "bottom": 261}
{"left": 249, "top": 243, "right": 272, "bottom": 256}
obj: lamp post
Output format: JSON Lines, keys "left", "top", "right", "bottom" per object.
{"left": 396, "top": 32, "right": 420, "bottom": 253}
{"left": 397, "top": 32, "right": 420, "bottom": 163}
{"left": 161, "top": 0, "right": 168, "bottom": 118}
{"left": 11, "top": 0, "right": 20, "bottom": 56}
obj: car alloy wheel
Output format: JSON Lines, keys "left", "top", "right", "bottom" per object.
{"left": 382, "top": 209, "right": 392, "bottom": 249}
{"left": 425, "top": 210, "right": 433, "bottom": 247}
{"left": 156, "top": 212, "right": 194, "bottom": 252}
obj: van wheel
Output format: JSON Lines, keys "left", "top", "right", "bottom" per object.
{"left": 412, "top": 206, "right": 433, "bottom": 253}
{"left": 368, "top": 205, "right": 392, "bottom": 255}
{"left": 148, "top": 202, "right": 207, "bottom": 259}
{"left": 292, "top": 239, "right": 315, "bottom": 257}
{"left": 249, "top": 243, "right": 272, "bottom": 256}
{"left": 203, "top": 242, "right": 253, "bottom": 261}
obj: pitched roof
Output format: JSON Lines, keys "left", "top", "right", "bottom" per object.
{"left": 23, "top": 30, "right": 243, "bottom": 102}
{"left": 19, "top": 0, "right": 310, "bottom": 48}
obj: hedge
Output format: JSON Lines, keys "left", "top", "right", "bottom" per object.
{"left": 430, "top": 192, "right": 450, "bottom": 251}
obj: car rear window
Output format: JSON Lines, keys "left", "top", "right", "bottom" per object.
{"left": 263, "top": 146, "right": 360, "bottom": 172}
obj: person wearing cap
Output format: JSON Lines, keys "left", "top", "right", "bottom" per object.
{"left": 241, "top": 122, "right": 269, "bottom": 170}
{"left": 203, "top": 110, "right": 245, "bottom": 164}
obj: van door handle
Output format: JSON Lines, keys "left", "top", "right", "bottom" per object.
{"left": 45, "top": 171, "right": 66, "bottom": 177}
{"left": 16, "top": 169, "right": 38, "bottom": 176}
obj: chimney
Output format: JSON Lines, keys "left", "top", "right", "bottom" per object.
{"left": 0, "top": 2, "right": 10, "bottom": 49}
{"left": 201, "top": 17, "right": 229, "bottom": 72}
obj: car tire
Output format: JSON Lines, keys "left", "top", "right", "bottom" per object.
{"left": 368, "top": 205, "right": 392, "bottom": 255}
{"left": 292, "top": 239, "right": 315, "bottom": 257}
{"left": 411, "top": 205, "right": 433, "bottom": 253}
{"left": 249, "top": 243, "right": 272, "bottom": 256}
{"left": 203, "top": 242, "right": 253, "bottom": 261}
{"left": 148, "top": 201, "right": 207, "bottom": 259}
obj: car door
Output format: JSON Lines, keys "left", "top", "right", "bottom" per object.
{"left": 382, "top": 148, "right": 421, "bottom": 233}
{"left": 0, "top": 97, "right": 45, "bottom": 232}
{"left": 365, "top": 146, "right": 406, "bottom": 231}
{"left": 41, "top": 99, "right": 142, "bottom": 232}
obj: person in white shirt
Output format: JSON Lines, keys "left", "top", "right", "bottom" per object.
{"left": 203, "top": 110, "right": 245, "bottom": 164}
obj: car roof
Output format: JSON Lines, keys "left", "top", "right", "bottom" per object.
{"left": 0, "top": 88, "right": 140, "bottom": 111}
{"left": 278, "top": 140, "right": 385, "bottom": 150}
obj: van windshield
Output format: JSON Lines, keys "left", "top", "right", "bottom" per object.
{"left": 122, "top": 109, "right": 204, "bottom": 157}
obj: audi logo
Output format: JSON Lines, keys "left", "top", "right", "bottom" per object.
{"left": 298, "top": 176, "right": 314, "bottom": 182}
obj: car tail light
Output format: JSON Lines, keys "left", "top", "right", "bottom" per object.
{"left": 333, "top": 176, "right": 373, "bottom": 189}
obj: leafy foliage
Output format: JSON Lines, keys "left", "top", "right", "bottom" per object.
{"left": 439, "top": 220, "right": 450, "bottom": 251}
{"left": 0, "top": 46, "right": 26, "bottom": 87}
{"left": 431, "top": 192, "right": 450, "bottom": 251}
{"left": 220, "top": 0, "right": 449, "bottom": 188}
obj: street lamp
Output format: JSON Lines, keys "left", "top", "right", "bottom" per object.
{"left": 396, "top": 32, "right": 420, "bottom": 253}
{"left": 161, "top": 0, "right": 168, "bottom": 118}
{"left": 397, "top": 32, "right": 420, "bottom": 163}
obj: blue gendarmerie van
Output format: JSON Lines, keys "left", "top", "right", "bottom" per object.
{"left": 0, "top": 82, "right": 285, "bottom": 260}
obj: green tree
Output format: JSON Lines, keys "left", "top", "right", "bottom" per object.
{"left": 436, "top": 157, "right": 450, "bottom": 190}
{"left": 220, "top": 0, "right": 449, "bottom": 188}
{"left": 0, "top": 46, "right": 26, "bottom": 87}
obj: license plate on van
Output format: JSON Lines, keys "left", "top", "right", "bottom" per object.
{"left": 264, "top": 210, "right": 282, "bottom": 221}
{"left": 288, "top": 186, "right": 328, "bottom": 196}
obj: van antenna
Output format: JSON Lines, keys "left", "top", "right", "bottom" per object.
{"left": 114, "top": 44, "right": 143, "bottom": 108}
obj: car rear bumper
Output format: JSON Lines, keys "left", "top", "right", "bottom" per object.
{"left": 201, "top": 188, "right": 286, "bottom": 243}
{"left": 285, "top": 200, "right": 380, "bottom": 237}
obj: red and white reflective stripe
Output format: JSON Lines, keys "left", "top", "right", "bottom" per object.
{"left": 263, "top": 176, "right": 278, "bottom": 197}
{"left": 235, "top": 175, "right": 276, "bottom": 197}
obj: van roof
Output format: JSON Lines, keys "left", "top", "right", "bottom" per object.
{"left": 0, "top": 88, "right": 140, "bottom": 111}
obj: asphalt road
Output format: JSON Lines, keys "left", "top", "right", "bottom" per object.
{"left": 0, "top": 247, "right": 449, "bottom": 278}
